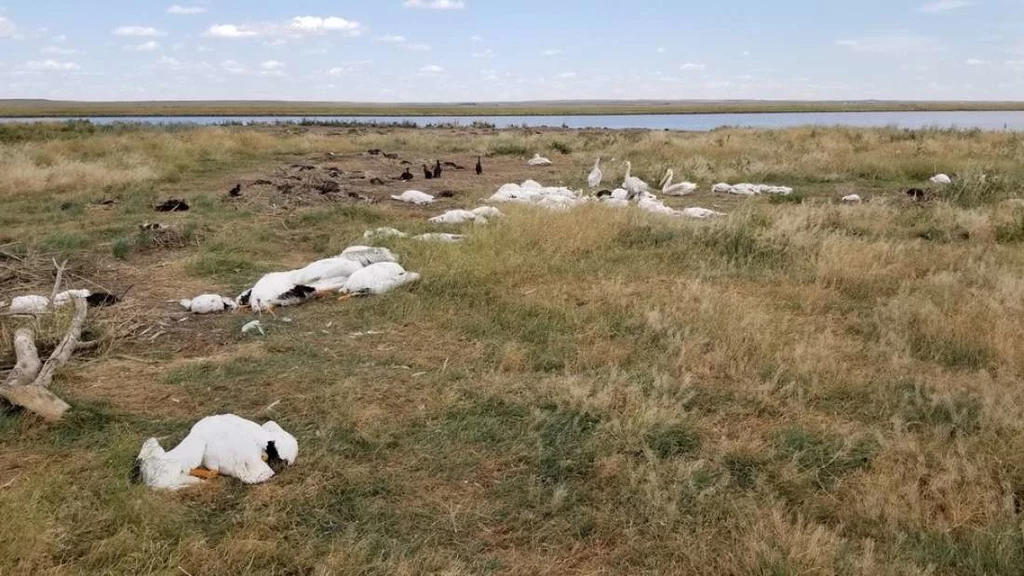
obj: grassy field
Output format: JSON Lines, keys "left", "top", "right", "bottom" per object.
{"left": 2, "top": 122, "right": 1024, "bottom": 574}
{"left": 3, "top": 99, "right": 1024, "bottom": 118}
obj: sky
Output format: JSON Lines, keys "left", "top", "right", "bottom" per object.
{"left": 0, "top": 0, "right": 1022, "bottom": 102}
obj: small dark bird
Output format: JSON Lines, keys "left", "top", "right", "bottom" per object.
{"left": 86, "top": 292, "right": 120, "bottom": 307}
{"left": 229, "top": 183, "right": 242, "bottom": 197}
{"left": 155, "top": 198, "right": 189, "bottom": 212}
{"left": 595, "top": 189, "right": 612, "bottom": 198}
{"left": 437, "top": 190, "right": 456, "bottom": 199}
{"left": 433, "top": 160, "right": 443, "bottom": 179}
{"left": 906, "top": 188, "right": 928, "bottom": 201}
{"left": 369, "top": 177, "right": 386, "bottom": 186}
{"left": 400, "top": 168, "right": 414, "bottom": 181}
{"left": 423, "top": 164, "right": 433, "bottom": 180}
{"left": 475, "top": 156, "right": 483, "bottom": 175}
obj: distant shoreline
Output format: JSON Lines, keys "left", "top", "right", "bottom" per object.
{"left": 2, "top": 100, "right": 1024, "bottom": 118}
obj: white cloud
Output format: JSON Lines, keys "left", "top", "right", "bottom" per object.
{"left": 113, "top": 26, "right": 165, "bottom": 37}
{"left": 24, "top": 60, "right": 80, "bottom": 71}
{"left": 376, "top": 35, "right": 407, "bottom": 43}
{"left": 206, "top": 24, "right": 259, "bottom": 38}
{"left": 124, "top": 41, "right": 160, "bottom": 52}
{"left": 0, "top": 16, "right": 15, "bottom": 38}
{"left": 51, "top": 34, "right": 67, "bottom": 43}
{"left": 680, "top": 62, "right": 706, "bottom": 71}
{"left": 404, "top": 0, "right": 465, "bottom": 9}
{"left": 835, "top": 33, "right": 940, "bottom": 54}
{"left": 470, "top": 35, "right": 483, "bottom": 42}
{"left": 542, "top": 49, "right": 562, "bottom": 56}
{"left": 42, "top": 45, "right": 77, "bottom": 55}
{"left": 288, "top": 16, "right": 361, "bottom": 34}
{"left": 404, "top": 42, "right": 431, "bottom": 51}
{"left": 167, "top": 5, "right": 208, "bottom": 15}
{"left": 472, "top": 48, "right": 495, "bottom": 58}
{"left": 558, "top": 71, "right": 577, "bottom": 79}
{"left": 965, "top": 58, "right": 987, "bottom": 65}
{"left": 260, "top": 60, "right": 285, "bottom": 70}
{"left": 155, "top": 55, "right": 213, "bottom": 72}
{"left": 327, "top": 60, "right": 371, "bottom": 75}
{"left": 917, "top": 0, "right": 975, "bottom": 13}
{"left": 419, "top": 64, "right": 444, "bottom": 75}
{"left": 206, "top": 16, "right": 362, "bottom": 39}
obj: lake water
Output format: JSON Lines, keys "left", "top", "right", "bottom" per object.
{"left": 3, "top": 111, "right": 1024, "bottom": 131}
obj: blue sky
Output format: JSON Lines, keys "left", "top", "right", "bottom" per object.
{"left": 0, "top": 0, "right": 1022, "bottom": 101}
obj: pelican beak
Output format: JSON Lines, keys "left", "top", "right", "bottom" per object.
{"left": 337, "top": 293, "right": 354, "bottom": 302}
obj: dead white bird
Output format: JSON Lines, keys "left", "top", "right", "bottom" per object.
{"left": 680, "top": 207, "right": 726, "bottom": 219}
{"left": 429, "top": 209, "right": 481, "bottom": 225}
{"left": 363, "top": 227, "right": 408, "bottom": 240}
{"left": 588, "top": 157, "right": 603, "bottom": 188}
{"left": 7, "top": 295, "right": 50, "bottom": 314}
{"left": 391, "top": 190, "right": 435, "bottom": 205}
{"left": 414, "top": 233, "right": 465, "bottom": 243}
{"left": 930, "top": 173, "right": 952, "bottom": 185}
{"left": 292, "top": 256, "right": 365, "bottom": 286}
{"left": 528, "top": 153, "right": 553, "bottom": 166}
{"left": 340, "top": 246, "right": 398, "bottom": 266}
{"left": 659, "top": 169, "right": 698, "bottom": 196}
{"left": 841, "top": 194, "right": 863, "bottom": 204}
{"left": 135, "top": 414, "right": 298, "bottom": 490}
{"left": 471, "top": 206, "right": 503, "bottom": 220}
{"left": 54, "top": 289, "right": 92, "bottom": 306}
{"left": 180, "top": 294, "right": 237, "bottom": 314}
{"left": 341, "top": 262, "right": 421, "bottom": 295}
{"left": 239, "top": 272, "right": 316, "bottom": 313}
{"left": 712, "top": 182, "right": 733, "bottom": 194}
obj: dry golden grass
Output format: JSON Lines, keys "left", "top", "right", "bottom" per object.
{"left": 2, "top": 123, "right": 1024, "bottom": 574}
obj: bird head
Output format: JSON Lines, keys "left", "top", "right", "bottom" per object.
{"left": 262, "top": 421, "right": 298, "bottom": 465}
{"left": 659, "top": 169, "right": 672, "bottom": 187}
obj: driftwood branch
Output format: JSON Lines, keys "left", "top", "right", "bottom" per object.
{"left": 0, "top": 288, "right": 87, "bottom": 421}
{"left": 48, "top": 259, "right": 67, "bottom": 311}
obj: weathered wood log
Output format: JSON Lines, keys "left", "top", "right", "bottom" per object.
{"left": 0, "top": 295, "right": 86, "bottom": 421}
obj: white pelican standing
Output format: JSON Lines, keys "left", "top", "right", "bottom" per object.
{"left": 588, "top": 158, "right": 603, "bottom": 188}
{"left": 659, "top": 169, "right": 698, "bottom": 196}
{"left": 622, "top": 161, "right": 652, "bottom": 198}
{"left": 528, "top": 153, "right": 553, "bottom": 166}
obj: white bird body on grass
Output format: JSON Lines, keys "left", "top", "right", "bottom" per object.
{"left": 242, "top": 272, "right": 313, "bottom": 312}
{"left": 414, "top": 233, "right": 465, "bottom": 243}
{"left": 180, "top": 294, "right": 237, "bottom": 314}
{"left": 136, "top": 414, "right": 298, "bottom": 490}
{"left": 622, "top": 161, "right": 652, "bottom": 197}
{"left": 429, "top": 209, "right": 482, "bottom": 225}
{"left": 391, "top": 190, "right": 435, "bottom": 205}
{"left": 841, "top": 194, "right": 863, "bottom": 204}
{"left": 54, "top": 289, "right": 91, "bottom": 306}
{"left": 528, "top": 153, "right": 553, "bottom": 166}
{"left": 588, "top": 158, "right": 603, "bottom": 188}
{"left": 292, "top": 256, "right": 365, "bottom": 286}
{"left": 680, "top": 207, "right": 726, "bottom": 219}
{"left": 930, "top": 173, "right": 952, "bottom": 185}
{"left": 638, "top": 196, "right": 677, "bottom": 216}
{"left": 7, "top": 295, "right": 51, "bottom": 314}
{"left": 340, "top": 246, "right": 398, "bottom": 266}
{"left": 364, "top": 227, "right": 408, "bottom": 240}
{"left": 712, "top": 182, "right": 733, "bottom": 194}
{"left": 472, "top": 206, "right": 503, "bottom": 219}
{"left": 659, "top": 169, "right": 698, "bottom": 196}
{"left": 342, "top": 262, "right": 421, "bottom": 295}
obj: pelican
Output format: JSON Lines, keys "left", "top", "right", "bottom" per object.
{"left": 180, "top": 294, "right": 237, "bottom": 314}
{"left": 239, "top": 272, "right": 316, "bottom": 312}
{"left": 622, "top": 161, "right": 651, "bottom": 198}
{"left": 364, "top": 227, "right": 408, "bottom": 240}
{"left": 680, "top": 207, "right": 726, "bottom": 219}
{"left": 414, "top": 233, "right": 465, "bottom": 243}
{"left": 659, "top": 169, "right": 698, "bottom": 196}
{"left": 391, "top": 190, "right": 435, "bottom": 206}
{"left": 429, "top": 209, "right": 482, "bottom": 225}
{"left": 930, "top": 173, "right": 952, "bottom": 185}
{"left": 340, "top": 246, "right": 398, "bottom": 266}
{"left": 292, "top": 256, "right": 365, "bottom": 286}
{"left": 528, "top": 153, "right": 553, "bottom": 166}
{"left": 841, "top": 194, "right": 863, "bottom": 204}
{"left": 341, "top": 262, "right": 421, "bottom": 295}
{"left": 588, "top": 158, "right": 603, "bottom": 188}
{"left": 472, "top": 206, "right": 503, "bottom": 219}
{"left": 134, "top": 414, "right": 298, "bottom": 490}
